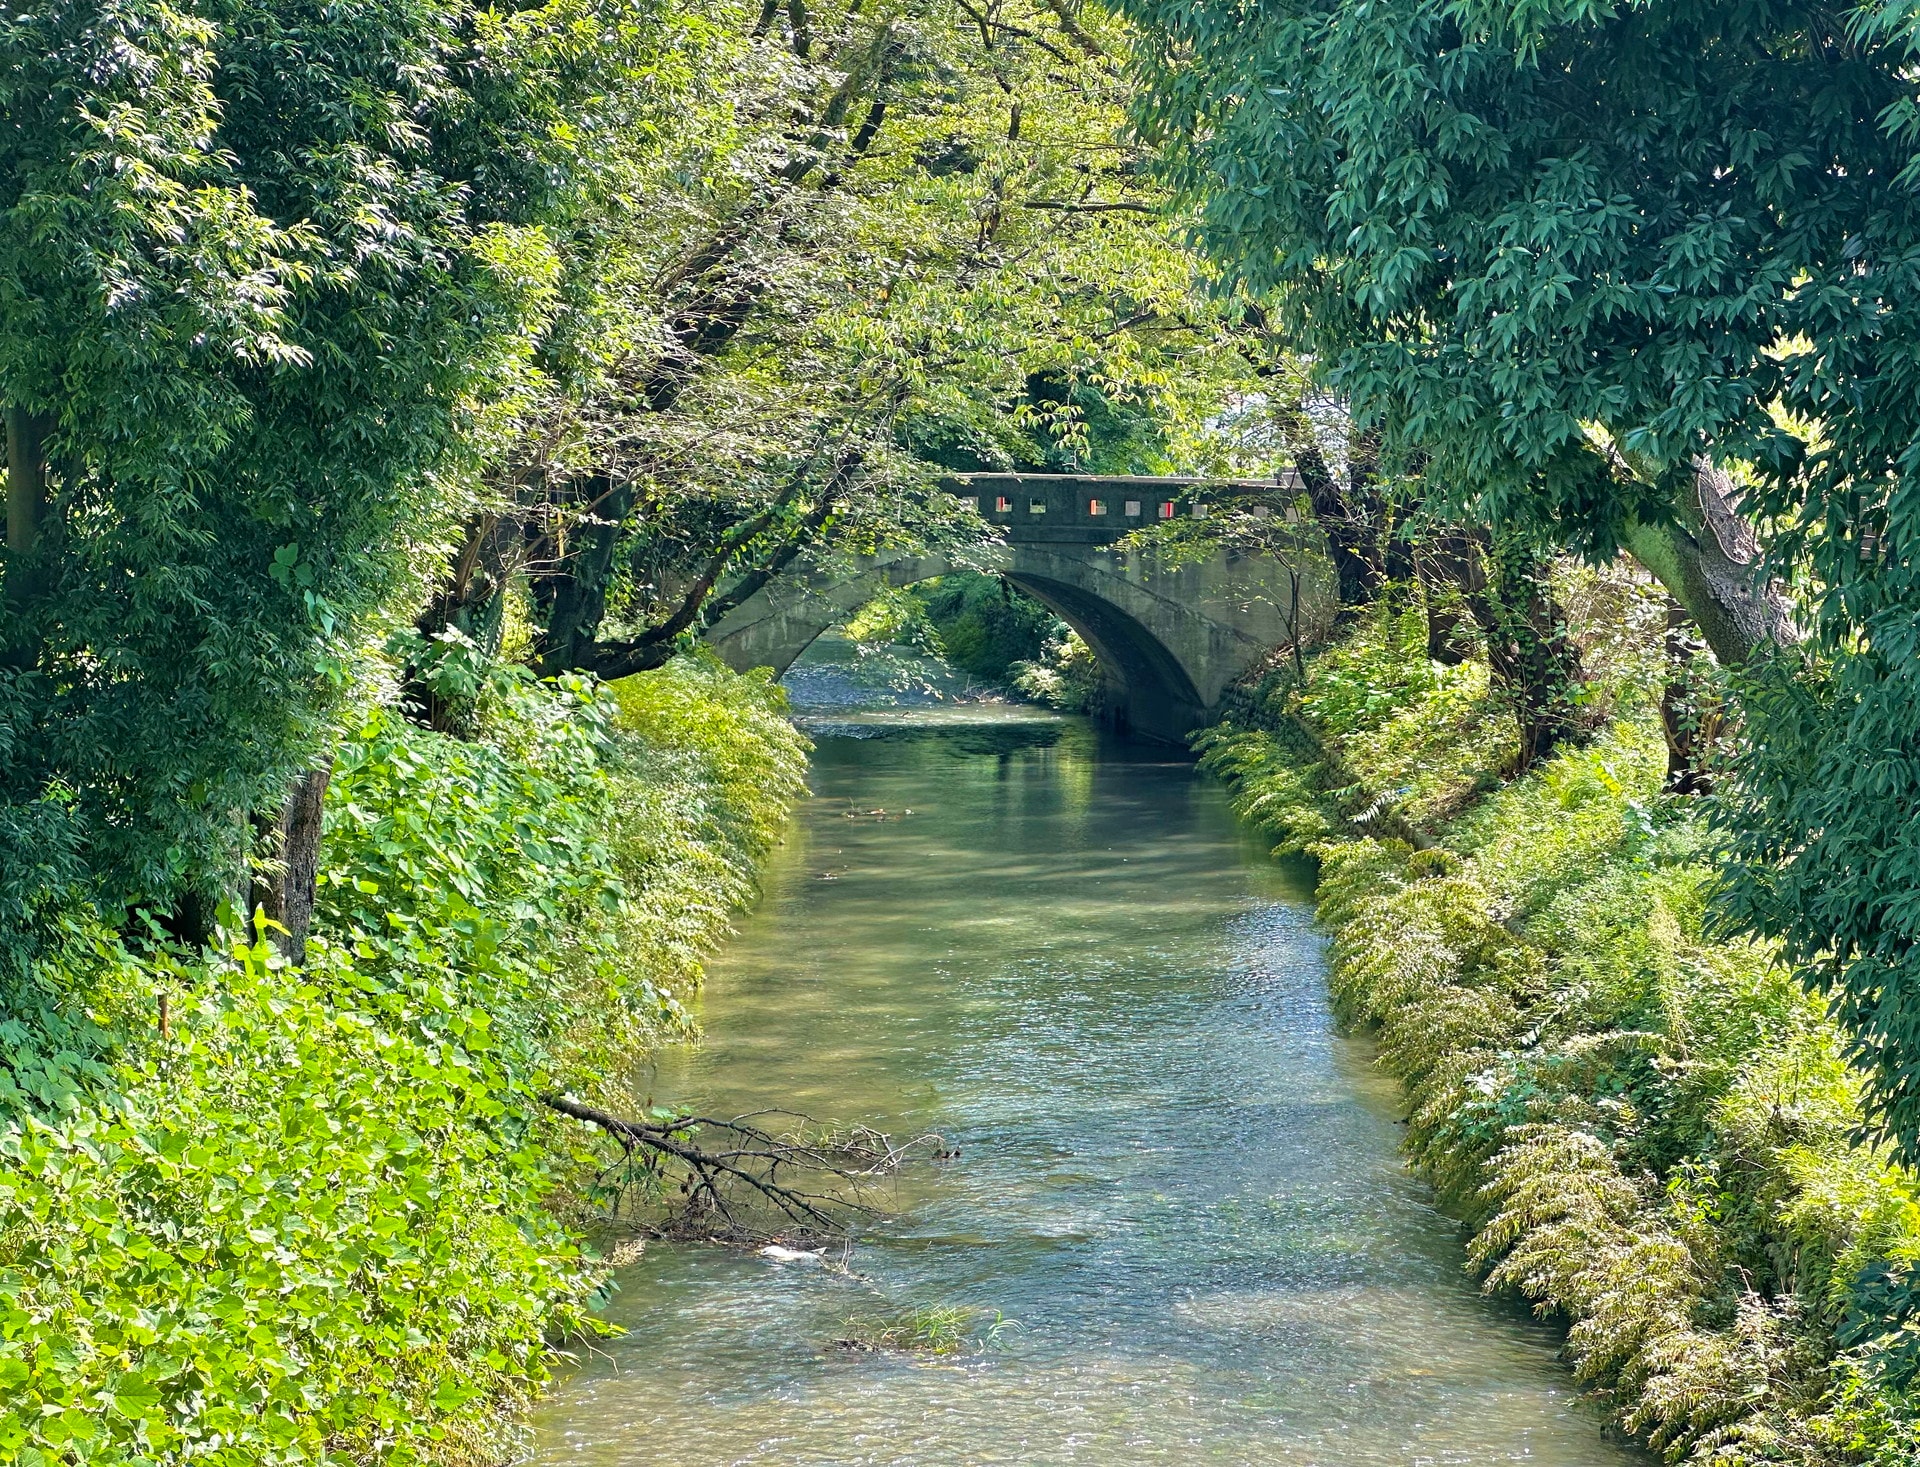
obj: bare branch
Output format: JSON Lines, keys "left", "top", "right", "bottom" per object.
{"left": 1018, "top": 199, "right": 1161, "bottom": 215}
{"left": 542, "top": 1093, "right": 942, "bottom": 1242}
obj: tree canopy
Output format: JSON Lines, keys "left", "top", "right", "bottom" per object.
{"left": 0, "top": 0, "right": 664, "bottom": 945}
{"left": 1119, "top": 0, "right": 1920, "bottom": 1161}
{"left": 1, "top": 0, "right": 1270, "bottom": 952}
{"left": 1125, "top": 1, "right": 1884, "bottom": 652}
{"left": 423, "top": 0, "right": 1267, "bottom": 685}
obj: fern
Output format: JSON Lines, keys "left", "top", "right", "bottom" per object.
{"left": 1202, "top": 600, "right": 1920, "bottom": 1462}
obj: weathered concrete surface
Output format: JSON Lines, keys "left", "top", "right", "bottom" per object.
{"left": 702, "top": 474, "right": 1333, "bottom": 743}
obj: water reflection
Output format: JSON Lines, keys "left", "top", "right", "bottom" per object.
{"left": 528, "top": 692, "right": 1640, "bottom": 1466}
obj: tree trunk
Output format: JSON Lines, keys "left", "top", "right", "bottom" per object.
{"left": 6, "top": 407, "right": 48, "bottom": 555}
{"left": 4, "top": 408, "right": 56, "bottom": 672}
{"left": 408, "top": 510, "right": 523, "bottom": 731}
{"left": 1278, "top": 406, "right": 1381, "bottom": 610}
{"left": 569, "top": 455, "right": 853, "bottom": 681}
{"left": 1418, "top": 533, "right": 1476, "bottom": 665}
{"left": 418, "top": 511, "right": 520, "bottom": 651}
{"left": 1439, "top": 531, "right": 1586, "bottom": 770}
{"left": 1288, "top": 567, "right": 1306, "bottom": 679}
{"left": 1622, "top": 460, "right": 1797, "bottom": 667}
{"left": 1658, "top": 597, "right": 1720, "bottom": 795}
{"left": 249, "top": 762, "right": 333, "bottom": 964}
{"left": 536, "top": 474, "right": 635, "bottom": 674}
{"left": 450, "top": 29, "right": 904, "bottom": 682}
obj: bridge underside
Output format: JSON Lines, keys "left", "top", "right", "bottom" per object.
{"left": 701, "top": 539, "right": 1333, "bottom": 744}
{"left": 1002, "top": 569, "right": 1208, "bottom": 737}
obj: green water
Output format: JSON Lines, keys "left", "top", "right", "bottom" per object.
{"left": 529, "top": 706, "right": 1640, "bottom": 1466}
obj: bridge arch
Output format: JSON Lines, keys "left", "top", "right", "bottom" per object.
{"left": 1000, "top": 568, "right": 1207, "bottom": 736}
{"left": 701, "top": 476, "right": 1333, "bottom": 743}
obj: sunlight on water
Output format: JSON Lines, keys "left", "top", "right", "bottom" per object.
{"left": 527, "top": 662, "right": 1642, "bottom": 1466}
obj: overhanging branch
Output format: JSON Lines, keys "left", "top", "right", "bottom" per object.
{"left": 543, "top": 1092, "right": 940, "bottom": 1241}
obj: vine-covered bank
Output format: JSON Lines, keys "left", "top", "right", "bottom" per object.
{"left": 0, "top": 657, "right": 807, "bottom": 1465}
{"left": 1201, "top": 595, "right": 1920, "bottom": 1465}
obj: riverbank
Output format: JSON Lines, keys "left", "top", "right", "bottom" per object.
{"left": 1200, "top": 605, "right": 1920, "bottom": 1463}
{"left": 0, "top": 655, "right": 807, "bottom": 1465}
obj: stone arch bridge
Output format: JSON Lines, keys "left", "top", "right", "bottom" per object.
{"left": 702, "top": 474, "right": 1331, "bottom": 743}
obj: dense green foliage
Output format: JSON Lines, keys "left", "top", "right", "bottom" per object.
{"left": 844, "top": 574, "right": 1104, "bottom": 711}
{"left": 903, "top": 576, "right": 1055, "bottom": 685}
{"left": 1119, "top": 0, "right": 1920, "bottom": 1169}
{"left": 1124, "top": 0, "right": 1873, "bottom": 540}
{"left": 0, "top": 658, "right": 806, "bottom": 1465}
{"left": 0, "top": 6, "right": 1252, "bottom": 1439}
{"left": 0, "top": 0, "right": 660, "bottom": 945}
{"left": 1205, "top": 603, "right": 1920, "bottom": 1463}
{"left": 440, "top": 0, "right": 1272, "bottom": 681}
{"left": 35, "top": 0, "right": 1920, "bottom": 1453}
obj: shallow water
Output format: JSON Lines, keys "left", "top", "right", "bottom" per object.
{"left": 528, "top": 694, "right": 1640, "bottom": 1465}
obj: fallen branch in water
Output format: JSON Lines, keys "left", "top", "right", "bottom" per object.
{"left": 541, "top": 1093, "right": 943, "bottom": 1242}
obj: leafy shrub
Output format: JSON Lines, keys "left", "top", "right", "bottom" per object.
{"left": 1194, "top": 726, "right": 1333, "bottom": 854}
{"left": 844, "top": 587, "right": 947, "bottom": 661}
{"left": 0, "top": 656, "right": 807, "bottom": 1464}
{"left": 1, "top": 936, "right": 600, "bottom": 1466}
{"left": 1010, "top": 626, "right": 1103, "bottom": 713}
{"left": 903, "top": 574, "right": 1058, "bottom": 684}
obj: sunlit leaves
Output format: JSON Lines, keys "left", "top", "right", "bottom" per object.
{"left": 0, "top": 0, "right": 659, "bottom": 943}
{"left": 0, "top": 658, "right": 808, "bottom": 1462}
{"left": 527, "top": 0, "right": 1272, "bottom": 654}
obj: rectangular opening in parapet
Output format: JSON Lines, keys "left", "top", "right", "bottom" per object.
{"left": 1089, "top": 499, "right": 1107, "bottom": 515}
{"left": 995, "top": 496, "right": 1012, "bottom": 513}
{"left": 1029, "top": 499, "right": 1046, "bottom": 515}
{"left": 1159, "top": 501, "right": 1176, "bottom": 519}
{"left": 1124, "top": 500, "right": 1141, "bottom": 517}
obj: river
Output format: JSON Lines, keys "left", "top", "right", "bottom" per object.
{"left": 529, "top": 667, "right": 1641, "bottom": 1466}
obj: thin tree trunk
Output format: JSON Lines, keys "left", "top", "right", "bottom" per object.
{"left": 6, "top": 407, "right": 48, "bottom": 556}
{"left": 1365, "top": 431, "right": 1415, "bottom": 606}
{"left": 536, "top": 475, "right": 636, "bottom": 673}
{"left": 410, "top": 510, "right": 524, "bottom": 730}
{"left": 1287, "top": 566, "right": 1306, "bottom": 678}
{"left": 1418, "top": 533, "right": 1476, "bottom": 665}
{"left": 1278, "top": 406, "right": 1381, "bottom": 610}
{"left": 1437, "top": 530, "right": 1586, "bottom": 770}
{"left": 249, "top": 762, "right": 333, "bottom": 963}
{"left": 573, "top": 457, "right": 852, "bottom": 680}
{"left": 4, "top": 408, "right": 55, "bottom": 671}
{"left": 419, "top": 510, "right": 521, "bottom": 650}
{"left": 1658, "top": 597, "right": 1721, "bottom": 795}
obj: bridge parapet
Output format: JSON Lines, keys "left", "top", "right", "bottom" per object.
{"left": 945, "top": 473, "right": 1303, "bottom": 547}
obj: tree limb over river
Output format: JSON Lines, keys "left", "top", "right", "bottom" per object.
{"left": 541, "top": 1092, "right": 944, "bottom": 1242}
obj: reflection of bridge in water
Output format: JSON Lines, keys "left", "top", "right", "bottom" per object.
{"left": 702, "top": 473, "right": 1330, "bottom": 743}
